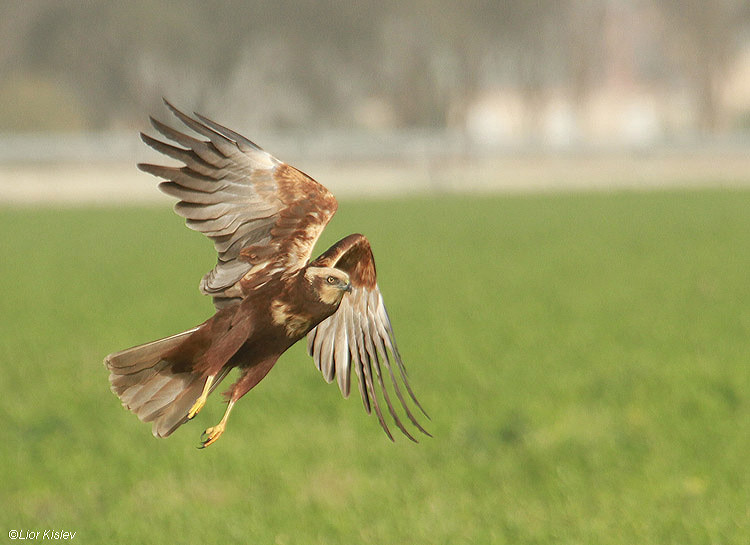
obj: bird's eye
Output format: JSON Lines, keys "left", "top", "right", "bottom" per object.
{"left": 326, "top": 276, "right": 336, "bottom": 284}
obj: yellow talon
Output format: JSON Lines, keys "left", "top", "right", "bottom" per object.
{"left": 200, "top": 423, "right": 225, "bottom": 448}
{"left": 187, "top": 375, "right": 214, "bottom": 420}
{"left": 198, "top": 399, "right": 235, "bottom": 449}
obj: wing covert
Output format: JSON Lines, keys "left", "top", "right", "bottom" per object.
{"left": 138, "top": 99, "right": 338, "bottom": 308}
{"left": 306, "top": 234, "right": 430, "bottom": 441}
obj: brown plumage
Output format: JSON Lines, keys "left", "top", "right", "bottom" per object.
{"left": 104, "top": 100, "right": 429, "bottom": 447}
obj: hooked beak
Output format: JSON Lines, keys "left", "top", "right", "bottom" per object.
{"left": 345, "top": 283, "right": 353, "bottom": 293}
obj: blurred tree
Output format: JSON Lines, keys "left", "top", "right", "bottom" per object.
{"left": 659, "top": 0, "right": 750, "bottom": 132}
{"left": 0, "top": 1, "right": 53, "bottom": 79}
{"left": 1, "top": 0, "right": 749, "bottom": 134}
{"left": 0, "top": 73, "right": 86, "bottom": 131}
{"left": 563, "top": 1, "right": 607, "bottom": 113}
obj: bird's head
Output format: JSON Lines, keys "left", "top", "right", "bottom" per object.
{"left": 305, "top": 266, "right": 352, "bottom": 305}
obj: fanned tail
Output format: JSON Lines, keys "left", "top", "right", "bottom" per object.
{"left": 104, "top": 328, "right": 229, "bottom": 438}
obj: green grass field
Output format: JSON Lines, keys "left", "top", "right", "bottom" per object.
{"left": 1, "top": 189, "right": 748, "bottom": 544}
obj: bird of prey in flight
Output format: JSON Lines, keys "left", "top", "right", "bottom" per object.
{"left": 104, "top": 100, "right": 429, "bottom": 447}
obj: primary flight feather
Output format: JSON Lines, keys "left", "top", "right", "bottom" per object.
{"left": 104, "top": 100, "right": 429, "bottom": 447}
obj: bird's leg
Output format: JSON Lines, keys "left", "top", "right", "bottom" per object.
{"left": 199, "top": 399, "right": 235, "bottom": 448}
{"left": 187, "top": 374, "right": 214, "bottom": 420}
{"left": 197, "top": 359, "right": 277, "bottom": 448}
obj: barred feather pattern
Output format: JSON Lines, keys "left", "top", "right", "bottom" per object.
{"left": 138, "top": 99, "right": 337, "bottom": 309}
{"left": 307, "top": 287, "right": 430, "bottom": 442}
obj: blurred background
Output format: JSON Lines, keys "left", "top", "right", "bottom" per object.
{"left": 3, "top": 3, "right": 749, "bottom": 543}
{"left": 1, "top": 0, "right": 750, "bottom": 202}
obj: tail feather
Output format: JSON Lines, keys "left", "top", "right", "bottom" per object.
{"left": 106, "top": 328, "right": 198, "bottom": 372}
{"left": 148, "top": 366, "right": 231, "bottom": 437}
{"left": 114, "top": 361, "right": 171, "bottom": 405}
{"left": 139, "top": 374, "right": 201, "bottom": 424}
{"left": 104, "top": 327, "right": 229, "bottom": 438}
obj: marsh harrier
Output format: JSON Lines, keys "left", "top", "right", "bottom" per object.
{"left": 104, "top": 101, "right": 429, "bottom": 447}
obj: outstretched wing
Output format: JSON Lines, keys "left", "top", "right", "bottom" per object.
{"left": 306, "top": 234, "right": 430, "bottom": 441}
{"left": 138, "top": 99, "right": 338, "bottom": 308}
